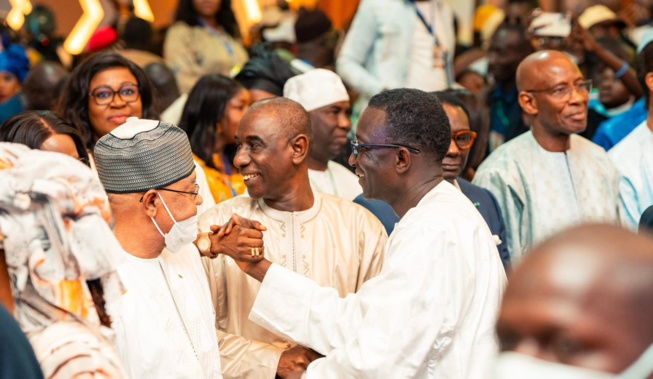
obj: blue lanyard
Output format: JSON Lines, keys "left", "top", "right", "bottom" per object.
{"left": 412, "top": 1, "right": 434, "bottom": 37}
{"left": 220, "top": 154, "right": 237, "bottom": 197}
{"left": 198, "top": 19, "right": 235, "bottom": 58}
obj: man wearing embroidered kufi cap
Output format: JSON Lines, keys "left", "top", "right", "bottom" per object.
{"left": 284, "top": 69, "right": 361, "bottom": 201}
{"left": 94, "top": 117, "right": 263, "bottom": 379}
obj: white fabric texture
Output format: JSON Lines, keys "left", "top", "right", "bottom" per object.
{"left": 609, "top": 121, "right": 653, "bottom": 230}
{"left": 113, "top": 244, "right": 222, "bottom": 379}
{"left": 308, "top": 161, "right": 362, "bottom": 201}
{"left": 405, "top": 1, "right": 449, "bottom": 91}
{"left": 283, "top": 69, "right": 350, "bottom": 112}
{"left": 249, "top": 181, "right": 507, "bottom": 378}
{"left": 199, "top": 191, "right": 386, "bottom": 378}
{"left": 473, "top": 131, "right": 622, "bottom": 261}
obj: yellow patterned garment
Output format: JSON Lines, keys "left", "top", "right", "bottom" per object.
{"left": 194, "top": 155, "right": 246, "bottom": 204}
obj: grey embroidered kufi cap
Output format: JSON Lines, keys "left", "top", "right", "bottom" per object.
{"left": 94, "top": 117, "right": 195, "bottom": 194}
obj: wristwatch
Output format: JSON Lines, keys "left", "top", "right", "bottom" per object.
{"left": 196, "top": 232, "right": 212, "bottom": 257}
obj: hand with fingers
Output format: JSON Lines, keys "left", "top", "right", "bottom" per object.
{"left": 207, "top": 213, "right": 267, "bottom": 264}
{"left": 276, "top": 345, "right": 323, "bottom": 378}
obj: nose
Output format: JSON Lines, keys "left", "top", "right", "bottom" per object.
{"left": 338, "top": 113, "right": 352, "bottom": 131}
{"left": 568, "top": 85, "right": 588, "bottom": 104}
{"left": 446, "top": 139, "right": 459, "bottom": 157}
{"left": 348, "top": 151, "right": 357, "bottom": 168}
{"left": 233, "top": 147, "right": 250, "bottom": 169}
{"left": 195, "top": 193, "right": 204, "bottom": 206}
{"left": 110, "top": 93, "right": 126, "bottom": 107}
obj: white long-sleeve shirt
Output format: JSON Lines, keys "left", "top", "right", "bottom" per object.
{"left": 249, "top": 181, "right": 507, "bottom": 378}
{"left": 113, "top": 244, "right": 222, "bottom": 379}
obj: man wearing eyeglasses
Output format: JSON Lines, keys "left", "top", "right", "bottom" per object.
{"left": 216, "top": 89, "right": 507, "bottom": 378}
{"left": 93, "top": 118, "right": 264, "bottom": 379}
{"left": 474, "top": 50, "right": 622, "bottom": 262}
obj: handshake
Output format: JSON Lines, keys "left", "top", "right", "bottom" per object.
{"left": 196, "top": 215, "right": 323, "bottom": 378}
{"left": 197, "top": 213, "right": 268, "bottom": 272}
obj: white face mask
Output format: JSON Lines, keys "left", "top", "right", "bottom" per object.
{"left": 494, "top": 343, "right": 653, "bottom": 379}
{"left": 151, "top": 192, "right": 199, "bottom": 252}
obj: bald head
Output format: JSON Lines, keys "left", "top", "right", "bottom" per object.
{"left": 23, "top": 61, "right": 68, "bottom": 110}
{"left": 244, "top": 97, "right": 312, "bottom": 140}
{"left": 516, "top": 50, "right": 579, "bottom": 91}
{"left": 498, "top": 224, "right": 653, "bottom": 372}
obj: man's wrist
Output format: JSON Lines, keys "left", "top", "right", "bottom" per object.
{"left": 245, "top": 259, "right": 272, "bottom": 282}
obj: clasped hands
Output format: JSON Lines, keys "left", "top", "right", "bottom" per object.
{"left": 203, "top": 214, "right": 267, "bottom": 268}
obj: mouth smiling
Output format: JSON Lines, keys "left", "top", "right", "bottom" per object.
{"left": 243, "top": 173, "right": 260, "bottom": 181}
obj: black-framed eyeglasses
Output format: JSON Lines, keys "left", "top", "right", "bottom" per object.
{"left": 139, "top": 184, "right": 200, "bottom": 202}
{"left": 90, "top": 83, "right": 140, "bottom": 106}
{"left": 524, "top": 80, "right": 592, "bottom": 103}
{"left": 351, "top": 140, "right": 421, "bottom": 158}
{"left": 451, "top": 130, "right": 477, "bottom": 151}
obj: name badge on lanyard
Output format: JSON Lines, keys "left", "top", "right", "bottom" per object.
{"left": 412, "top": 0, "right": 447, "bottom": 69}
{"left": 432, "top": 45, "right": 446, "bottom": 69}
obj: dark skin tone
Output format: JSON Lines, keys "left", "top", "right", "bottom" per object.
{"left": 220, "top": 105, "right": 446, "bottom": 377}
{"left": 223, "top": 106, "right": 445, "bottom": 277}
{"left": 516, "top": 50, "right": 589, "bottom": 152}
{"left": 643, "top": 71, "right": 653, "bottom": 135}
{"left": 497, "top": 225, "right": 653, "bottom": 376}
{"left": 205, "top": 99, "right": 325, "bottom": 377}
{"left": 307, "top": 101, "right": 352, "bottom": 171}
{"left": 488, "top": 28, "right": 533, "bottom": 90}
{"left": 233, "top": 103, "right": 314, "bottom": 212}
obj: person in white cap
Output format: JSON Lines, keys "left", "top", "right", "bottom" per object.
{"left": 284, "top": 68, "right": 362, "bottom": 201}
{"left": 199, "top": 98, "right": 387, "bottom": 379}
{"left": 93, "top": 117, "right": 264, "bottom": 379}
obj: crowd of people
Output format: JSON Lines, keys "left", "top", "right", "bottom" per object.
{"left": 0, "top": 0, "right": 652, "bottom": 378}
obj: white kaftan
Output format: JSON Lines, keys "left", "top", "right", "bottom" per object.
{"left": 473, "top": 131, "right": 621, "bottom": 261}
{"left": 113, "top": 244, "right": 222, "bottom": 379}
{"left": 199, "top": 192, "right": 387, "bottom": 378}
{"left": 609, "top": 121, "right": 653, "bottom": 230}
{"left": 249, "top": 181, "right": 507, "bottom": 379}
{"left": 308, "top": 161, "right": 362, "bottom": 201}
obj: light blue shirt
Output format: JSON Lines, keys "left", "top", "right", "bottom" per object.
{"left": 609, "top": 121, "right": 653, "bottom": 230}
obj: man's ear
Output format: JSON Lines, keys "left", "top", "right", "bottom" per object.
{"left": 645, "top": 72, "right": 653, "bottom": 97}
{"left": 395, "top": 147, "right": 412, "bottom": 174}
{"left": 290, "top": 134, "right": 310, "bottom": 165}
{"left": 141, "top": 190, "right": 159, "bottom": 218}
{"left": 518, "top": 91, "right": 538, "bottom": 117}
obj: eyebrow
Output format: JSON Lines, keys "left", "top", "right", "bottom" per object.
{"left": 90, "top": 82, "right": 138, "bottom": 91}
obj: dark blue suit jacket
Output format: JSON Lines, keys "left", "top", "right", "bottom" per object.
{"left": 355, "top": 179, "right": 511, "bottom": 271}
{"left": 458, "top": 178, "right": 510, "bottom": 270}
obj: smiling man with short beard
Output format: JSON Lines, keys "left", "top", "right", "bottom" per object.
{"left": 474, "top": 50, "right": 622, "bottom": 262}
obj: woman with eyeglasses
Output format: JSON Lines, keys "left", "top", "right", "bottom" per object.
{"left": 0, "top": 110, "right": 90, "bottom": 166}
{"left": 56, "top": 52, "right": 157, "bottom": 155}
{"left": 56, "top": 52, "right": 216, "bottom": 212}
{"left": 433, "top": 91, "right": 511, "bottom": 272}
{"left": 178, "top": 74, "right": 250, "bottom": 203}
